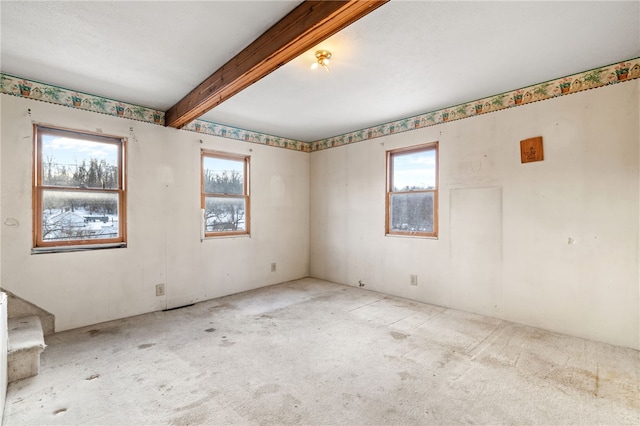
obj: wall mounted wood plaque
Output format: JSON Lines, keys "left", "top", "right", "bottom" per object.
{"left": 520, "top": 136, "right": 543, "bottom": 163}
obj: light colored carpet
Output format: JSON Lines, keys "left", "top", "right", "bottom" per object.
{"left": 4, "top": 278, "right": 639, "bottom": 425}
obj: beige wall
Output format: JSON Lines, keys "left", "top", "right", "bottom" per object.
{"left": 2, "top": 80, "right": 638, "bottom": 350}
{"left": 0, "top": 80, "right": 3, "bottom": 422}
{"left": 310, "top": 81, "right": 640, "bottom": 350}
{"left": 0, "top": 95, "right": 310, "bottom": 331}
{"left": 0, "top": 293, "right": 6, "bottom": 421}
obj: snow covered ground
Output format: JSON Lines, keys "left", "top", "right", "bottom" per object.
{"left": 43, "top": 208, "right": 118, "bottom": 241}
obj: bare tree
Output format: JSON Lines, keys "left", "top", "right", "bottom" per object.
{"left": 203, "top": 170, "right": 245, "bottom": 231}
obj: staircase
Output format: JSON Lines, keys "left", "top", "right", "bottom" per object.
{"left": 1, "top": 289, "right": 53, "bottom": 383}
{"left": 0, "top": 291, "right": 52, "bottom": 423}
{"left": 3, "top": 289, "right": 54, "bottom": 336}
{"left": 7, "top": 316, "right": 45, "bottom": 382}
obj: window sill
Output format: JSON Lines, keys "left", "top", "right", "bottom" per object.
{"left": 385, "top": 233, "right": 438, "bottom": 240}
{"left": 202, "top": 234, "right": 251, "bottom": 241}
{"left": 31, "top": 242, "right": 126, "bottom": 254}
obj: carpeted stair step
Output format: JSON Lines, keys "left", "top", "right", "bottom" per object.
{"left": 7, "top": 316, "right": 46, "bottom": 382}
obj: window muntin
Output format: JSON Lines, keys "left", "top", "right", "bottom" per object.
{"left": 33, "top": 125, "right": 126, "bottom": 248}
{"left": 201, "top": 150, "right": 250, "bottom": 237}
{"left": 386, "top": 142, "right": 438, "bottom": 237}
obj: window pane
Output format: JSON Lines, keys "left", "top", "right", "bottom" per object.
{"left": 390, "top": 192, "right": 434, "bottom": 233}
{"left": 41, "top": 190, "right": 119, "bottom": 241}
{"left": 205, "top": 197, "right": 246, "bottom": 232}
{"left": 392, "top": 149, "right": 436, "bottom": 191}
{"left": 42, "top": 134, "right": 119, "bottom": 189}
{"left": 203, "top": 157, "right": 244, "bottom": 195}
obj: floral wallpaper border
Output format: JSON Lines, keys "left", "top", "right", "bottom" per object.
{"left": 0, "top": 73, "right": 310, "bottom": 153}
{"left": 2, "top": 57, "right": 638, "bottom": 154}
{"left": 0, "top": 74, "right": 166, "bottom": 125}
{"left": 309, "top": 58, "right": 640, "bottom": 152}
{"left": 182, "top": 119, "right": 310, "bottom": 153}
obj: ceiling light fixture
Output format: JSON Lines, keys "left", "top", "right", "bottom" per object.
{"left": 311, "top": 50, "right": 332, "bottom": 73}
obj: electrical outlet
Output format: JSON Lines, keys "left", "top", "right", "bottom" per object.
{"left": 156, "top": 283, "right": 165, "bottom": 297}
{"left": 271, "top": 262, "right": 277, "bottom": 272}
{"left": 410, "top": 275, "right": 418, "bottom": 286}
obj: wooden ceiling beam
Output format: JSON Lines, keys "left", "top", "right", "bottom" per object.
{"left": 165, "top": 0, "right": 389, "bottom": 129}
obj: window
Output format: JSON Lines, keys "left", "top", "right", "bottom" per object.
{"left": 201, "top": 150, "right": 250, "bottom": 237}
{"left": 386, "top": 142, "right": 438, "bottom": 237}
{"left": 33, "top": 125, "right": 126, "bottom": 250}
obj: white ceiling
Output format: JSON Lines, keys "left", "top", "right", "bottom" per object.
{"left": 2, "top": 1, "right": 639, "bottom": 142}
